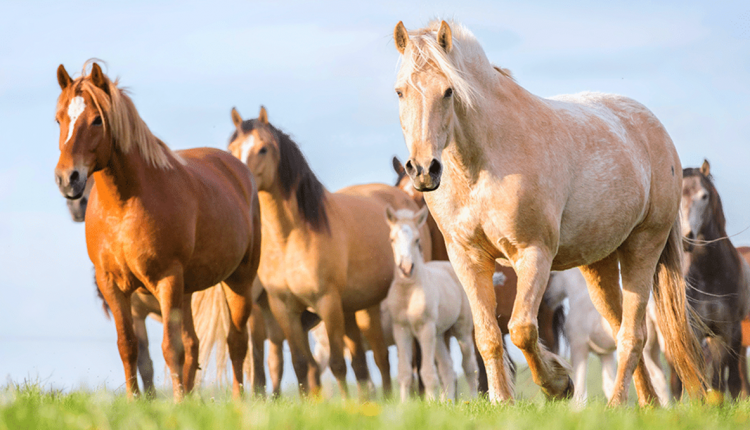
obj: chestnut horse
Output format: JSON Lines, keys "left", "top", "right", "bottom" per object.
{"left": 393, "top": 20, "right": 704, "bottom": 405}
{"left": 228, "top": 106, "right": 422, "bottom": 398}
{"left": 54, "top": 62, "right": 261, "bottom": 400}
{"left": 667, "top": 161, "right": 750, "bottom": 401}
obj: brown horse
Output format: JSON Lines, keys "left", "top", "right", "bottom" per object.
{"left": 393, "top": 20, "right": 704, "bottom": 405}
{"left": 669, "top": 161, "right": 750, "bottom": 401}
{"left": 228, "top": 106, "right": 421, "bottom": 398}
{"left": 54, "top": 62, "right": 261, "bottom": 400}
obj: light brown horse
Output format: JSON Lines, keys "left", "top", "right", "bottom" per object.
{"left": 228, "top": 106, "right": 422, "bottom": 398}
{"left": 54, "top": 62, "right": 261, "bottom": 400}
{"left": 393, "top": 20, "right": 705, "bottom": 405}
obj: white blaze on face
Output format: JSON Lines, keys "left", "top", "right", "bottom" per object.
{"left": 393, "top": 224, "right": 415, "bottom": 264}
{"left": 240, "top": 134, "right": 256, "bottom": 164}
{"left": 65, "top": 96, "right": 86, "bottom": 145}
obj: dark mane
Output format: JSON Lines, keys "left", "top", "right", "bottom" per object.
{"left": 231, "top": 120, "right": 329, "bottom": 233}
{"left": 683, "top": 167, "right": 726, "bottom": 234}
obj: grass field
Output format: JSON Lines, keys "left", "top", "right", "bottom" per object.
{"left": 4, "top": 367, "right": 750, "bottom": 430}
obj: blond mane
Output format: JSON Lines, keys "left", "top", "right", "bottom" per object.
{"left": 73, "top": 61, "right": 177, "bottom": 170}
{"left": 396, "top": 20, "right": 502, "bottom": 109}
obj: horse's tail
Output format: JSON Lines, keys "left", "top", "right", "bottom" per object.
{"left": 551, "top": 304, "right": 567, "bottom": 355}
{"left": 191, "top": 283, "right": 231, "bottom": 387}
{"left": 93, "top": 272, "right": 111, "bottom": 319}
{"left": 652, "top": 219, "right": 707, "bottom": 398}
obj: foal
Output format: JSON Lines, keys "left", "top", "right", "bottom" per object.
{"left": 385, "top": 206, "right": 478, "bottom": 401}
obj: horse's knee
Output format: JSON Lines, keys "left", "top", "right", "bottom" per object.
{"left": 328, "top": 354, "right": 347, "bottom": 379}
{"left": 509, "top": 321, "right": 538, "bottom": 351}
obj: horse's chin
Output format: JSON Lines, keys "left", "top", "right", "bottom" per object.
{"left": 413, "top": 181, "right": 440, "bottom": 192}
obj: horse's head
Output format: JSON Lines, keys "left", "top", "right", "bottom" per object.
{"left": 54, "top": 62, "right": 113, "bottom": 199}
{"left": 681, "top": 159, "right": 725, "bottom": 246}
{"left": 385, "top": 205, "right": 429, "bottom": 278}
{"left": 66, "top": 177, "right": 95, "bottom": 222}
{"left": 228, "top": 106, "right": 279, "bottom": 191}
{"left": 393, "top": 20, "right": 465, "bottom": 192}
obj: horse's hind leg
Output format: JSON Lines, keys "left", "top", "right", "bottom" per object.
{"left": 130, "top": 299, "right": 156, "bottom": 398}
{"left": 316, "top": 294, "right": 350, "bottom": 398}
{"left": 181, "top": 294, "right": 200, "bottom": 393}
{"left": 448, "top": 248, "right": 514, "bottom": 402}
{"left": 357, "top": 306, "right": 392, "bottom": 397}
{"left": 739, "top": 346, "right": 750, "bottom": 398}
{"left": 507, "top": 246, "right": 571, "bottom": 400}
{"left": 434, "top": 332, "right": 456, "bottom": 401}
{"left": 727, "top": 323, "right": 744, "bottom": 399}
{"left": 248, "top": 300, "right": 267, "bottom": 396}
{"left": 263, "top": 305, "right": 286, "bottom": 397}
{"left": 570, "top": 341, "right": 589, "bottom": 406}
{"left": 343, "top": 312, "right": 374, "bottom": 400}
{"left": 221, "top": 280, "right": 252, "bottom": 398}
{"left": 455, "top": 328, "right": 479, "bottom": 398}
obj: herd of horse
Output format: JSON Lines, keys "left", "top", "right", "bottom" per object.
{"left": 53, "top": 20, "right": 750, "bottom": 406}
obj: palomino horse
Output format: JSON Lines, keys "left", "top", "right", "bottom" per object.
{"left": 386, "top": 206, "right": 478, "bottom": 401}
{"left": 668, "top": 161, "right": 750, "bottom": 401}
{"left": 228, "top": 106, "right": 422, "bottom": 398}
{"left": 392, "top": 20, "right": 704, "bottom": 405}
{"left": 545, "top": 269, "right": 668, "bottom": 405}
{"left": 54, "top": 62, "right": 261, "bottom": 400}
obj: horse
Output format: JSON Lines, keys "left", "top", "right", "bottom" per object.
{"left": 738, "top": 246, "right": 750, "bottom": 397}
{"left": 228, "top": 106, "right": 423, "bottom": 398}
{"left": 393, "top": 156, "right": 567, "bottom": 393}
{"left": 392, "top": 20, "right": 705, "bottom": 405}
{"left": 54, "top": 62, "right": 261, "bottom": 400}
{"left": 665, "top": 160, "right": 750, "bottom": 402}
{"left": 545, "top": 269, "right": 668, "bottom": 405}
{"left": 385, "top": 206, "right": 478, "bottom": 401}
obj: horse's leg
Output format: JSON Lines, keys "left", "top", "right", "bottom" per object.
{"left": 601, "top": 352, "right": 617, "bottom": 401}
{"left": 316, "top": 294, "right": 350, "bottom": 398}
{"left": 434, "top": 332, "right": 456, "bottom": 401}
{"left": 343, "top": 312, "right": 373, "bottom": 400}
{"left": 507, "top": 246, "right": 571, "bottom": 399}
{"left": 98, "top": 272, "right": 140, "bottom": 399}
{"left": 263, "top": 306, "right": 285, "bottom": 397}
{"left": 181, "top": 293, "right": 199, "bottom": 393}
{"left": 357, "top": 306, "right": 393, "bottom": 398}
{"left": 475, "top": 338, "right": 489, "bottom": 395}
{"left": 132, "top": 312, "right": 155, "bottom": 398}
{"left": 267, "top": 295, "right": 319, "bottom": 395}
{"left": 570, "top": 342, "right": 589, "bottom": 406}
{"left": 220, "top": 281, "right": 252, "bottom": 398}
{"left": 393, "top": 324, "right": 414, "bottom": 401}
{"left": 727, "top": 323, "right": 743, "bottom": 399}
{"left": 153, "top": 267, "right": 187, "bottom": 401}
{"left": 248, "top": 300, "right": 267, "bottom": 396}
{"left": 447, "top": 248, "right": 513, "bottom": 402}
{"left": 669, "top": 363, "right": 683, "bottom": 400}
{"left": 456, "top": 329, "right": 479, "bottom": 398}
{"left": 644, "top": 301, "right": 669, "bottom": 405}
{"left": 416, "top": 323, "right": 440, "bottom": 400}
{"left": 739, "top": 346, "right": 750, "bottom": 398}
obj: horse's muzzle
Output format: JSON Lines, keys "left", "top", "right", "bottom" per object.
{"left": 405, "top": 158, "right": 442, "bottom": 192}
{"left": 55, "top": 169, "right": 86, "bottom": 200}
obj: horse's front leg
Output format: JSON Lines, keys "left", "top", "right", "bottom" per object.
{"left": 508, "top": 246, "right": 572, "bottom": 399}
{"left": 392, "top": 323, "right": 415, "bottom": 401}
{"left": 357, "top": 306, "right": 393, "bottom": 398}
{"left": 132, "top": 315, "right": 155, "bottom": 398}
{"left": 221, "top": 280, "right": 254, "bottom": 399}
{"left": 248, "top": 299, "right": 267, "bottom": 396}
{"left": 343, "top": 312, "right": 374, "bottom": 400}
{"left": 181, "top": 293, "right": 199, "bottom": 393}
{"left": 97, "top": 271, "right": 140, "bottom": 399}
{"left": 447, "top": 247, "right": 514, "bottom": 402}
{"left": 155, "top": 266, "right": 187, "bottom": 401}
{"left": 316, "top": 294, "right": 350, "bottom": 398}
{"left": 416, "top": 322, "right": 440, "bottom": 400}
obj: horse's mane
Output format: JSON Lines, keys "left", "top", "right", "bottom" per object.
{"left": 69, "top": 61, "right": 176, "bottom": 170}
{"left": 396, "top": 20, "right": 501, "bottom": 109}
{"left": 683, "top": 167, "right": 727, "bottom": 234}
{"left": 230, "top": 120, "right": 329, "bottom": 232}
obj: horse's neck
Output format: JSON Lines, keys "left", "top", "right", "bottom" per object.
{"left": 92, "top": 145, "right": 154, "bottom": 209}
{"left": 257, "top": 182, "right": 326, "bottom": 240}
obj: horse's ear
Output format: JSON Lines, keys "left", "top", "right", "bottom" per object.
{"left": 57, "top": 64, "right": 72, "bottom": 90}
{"left": 437, "top": 21, "right": 453, "bottom": 53}
{"left": 394, "top": 21, "right": 409, "bottom": 54}
{"left": 701, "top": 159, "right": 711, "bottom": 176}
{"left": 392, "top": 156, "right": 405, "bottom": 176}
{"left": 415, "top": 206, "right": 429, "bottom": 228}
{"left": 258, "top": 105, "right": 268, "bottom": 124}
{"left": 90, "top": 63, "right": 110, "bottom": 95}
{"left": 385, "top": 205, "right": 398, "bottom": 224}
{"left": 231, "top": 107, "right": 243, "bottom": 130}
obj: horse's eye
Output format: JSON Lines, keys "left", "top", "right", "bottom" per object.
{"left": 92, "top": 116, "right": 102, "bottom": 126}
{"left": 396, "top": 90, "right": 403, "bottom": 98}
{"left": 444, "top": 88, "right": 453, "bottom": 98}
{"left": 702, "top": 194, "right": 708, "bottom": 200}
{"left": 258, "top": 147, "right": 268, "bottom": 155}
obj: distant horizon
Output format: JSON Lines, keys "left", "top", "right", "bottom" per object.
{"left": 1, "top": 0, "right": 748, "bottom": 392}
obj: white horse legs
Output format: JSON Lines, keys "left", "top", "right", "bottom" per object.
{"left": 570, "top": 343, "right": 589, "bottom": 406}
{"left": 456, "top": 332, "right": 479, "bottom": 398}
{"left": 600, "top": 353, "right": 617, "bottom": 400}
{"left": 434, "top": 332, "right": 456, "bottom": 400}
{"left": 394, "top": 324, "right": 415, "bottom": 401}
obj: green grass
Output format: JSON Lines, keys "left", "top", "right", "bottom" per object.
{"left": 2, "top": 381, "right": 750, "bottom": 430}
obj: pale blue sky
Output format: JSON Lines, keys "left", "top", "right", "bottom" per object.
{"left": 1, "top": 1, "right": 748, "bottom": 392}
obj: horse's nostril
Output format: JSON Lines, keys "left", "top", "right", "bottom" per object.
{"left": 70, "top": 170, "right": 80, "bottom": 184}
{"left": 428, "top": 159, "right": 442, "bottom": 176}
{"left": 405, "top": 160, "right": 416, "bottom": 174}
